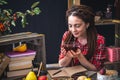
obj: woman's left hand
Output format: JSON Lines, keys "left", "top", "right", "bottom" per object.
{"left": 67, "top": 49, "right": 82, "bottom": 58}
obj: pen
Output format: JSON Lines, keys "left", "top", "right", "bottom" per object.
{"left": 52, "top": 70, "right": 62, "bottom": 76}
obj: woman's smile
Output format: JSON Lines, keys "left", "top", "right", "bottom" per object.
{"left": 72, "top": 32, "right": 80, "bottom": 37}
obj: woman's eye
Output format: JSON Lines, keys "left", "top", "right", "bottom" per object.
{"left": 68, "top": 24, "right": 72, "bottom": 28}
{"left": 75, "top": 24, "right": 80, "bottom": 27}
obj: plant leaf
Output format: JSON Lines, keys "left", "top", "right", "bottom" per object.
{"left": 31, "top": 1, "right": 40, "bottom": 9}
{"left": 0, "top": 0, "right": 8, "bottom": 5}
{"left": 33, "top": 7, "right": 41, "bottom": 15}
{"left": 16, "top": 12, "right": 24, "bottom": 18}
{"left": 7, "top": 27, "right": 12, "bottom": 32}
{"left": 26, "top": 10, "right": 31, "bottom": 14}
{"left": 115, "top": 34, "right": 120, "bottom": 39}
{"left": 11, "top": 20, "right": 16, "bottom": 26}
{"left": 26, "top": 10, "right": 34, "bottom": 16}
{"left": 3, "top": 9, "right": 12, "bottom": 16}
{"left": 21, "top": 15, "right": 27, "bottom": 28}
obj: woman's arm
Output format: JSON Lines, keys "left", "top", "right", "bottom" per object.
{"left": 69, "top": 49, "right": 97, "bottom": 71}
{"left": 58, "top": 48, "right": 73, "bottom": 67}
{"left": 77, "top": 53, "right": 97, "bottom": 71}
{"left": 59, "top": 54, "right": 72, "bottom": 67}
{"left": 58, "top": 31, "right": 73, "bottom": 67}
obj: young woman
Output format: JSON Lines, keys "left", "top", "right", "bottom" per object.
{"left": 58, "top": 5, "right": 106, "bottom": 71}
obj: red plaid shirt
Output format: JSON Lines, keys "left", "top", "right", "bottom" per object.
{"left": 59, "top": 31, "right": 106, "bottom": 70}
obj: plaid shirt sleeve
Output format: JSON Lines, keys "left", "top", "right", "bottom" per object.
{"left": 59, "top": 31, "right": 69, "bottom": 60}
{"left": 90, "top": 34, "right": 106, "bottom": 70}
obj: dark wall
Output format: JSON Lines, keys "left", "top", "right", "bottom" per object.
{"left": 2, "top": 0, "right": 67, "bottom": 64}
{"left": 1, "top": 0, "right": 116, "bottom": 64}
{"left": 96, "top": 25, "right": 115, "bottom": 46}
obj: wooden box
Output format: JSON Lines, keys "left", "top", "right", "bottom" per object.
{"left": 0, "top": 32, "right": 46, "bottom": 77}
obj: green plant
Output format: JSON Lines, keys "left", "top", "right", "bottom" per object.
{"left": 0, "top": 0, "right": 41, "bottom": 34}
{"left": 115, "top": 34, "right": 120, "bottom": 39}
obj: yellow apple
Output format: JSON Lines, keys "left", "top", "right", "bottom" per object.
{"left": 85, "top": 77, "right": 91, "bottom": 80}
{"left": 77, "top": 76, "right": 87, "bottom": 80}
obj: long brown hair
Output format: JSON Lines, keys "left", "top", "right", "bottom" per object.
{"left": 66, "top": 5, "right": 97, "bottom": 60}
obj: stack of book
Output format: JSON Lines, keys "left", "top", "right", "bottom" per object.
{"left": 5, "top": 49, "right": 36, "bottom": 77}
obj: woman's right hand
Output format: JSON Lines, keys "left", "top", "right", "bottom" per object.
{"left": 61, "top": 48, "right": 73, "bottom": 58}
{"left": 59, "top": 47, "right": 73, "bottom": 67}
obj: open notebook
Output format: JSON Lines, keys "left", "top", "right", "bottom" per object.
{"left": 47, "top": 65, "right": 87, "bottom": 79}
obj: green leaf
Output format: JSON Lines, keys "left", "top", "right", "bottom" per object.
{"left": 26, "top": 10, "right": 31, "bottom": 14}
{"left": 11, "top": 20, "right": 16, "bottom": 26}
{"left": 115, "top": 34, "right": 120, "bottom": 39}
{"left": 31, "top": 1, "right": 40, "bottom": 9}
{"left": 26, "top": 10, "right": 34, "bottom": 16}
{"left": 7, "top": 27, "right": 12, "bottom": 32}
{"left": 0, "top": 0, "right": 8, "bottom": 5}
{"left": 3, "top": 9, "right": 12, "bottom": 16}
{"left": 33, "top": 7, "right": 41, "bottom": 15}
{"left": 21, "top": 15, "right": 28, "bottom": 28}
{"left": 16, "top": 12, "right": 24, "bottom": 17}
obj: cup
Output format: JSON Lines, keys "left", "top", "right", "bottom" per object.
{"left": 63, "top": 42, "right": 78, "bottom": 52}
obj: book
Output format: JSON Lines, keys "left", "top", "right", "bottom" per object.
{"left": 5, "top": 49, "right": 36, "bottom": 58}
{"left": 7, "top": 68, "right": 38, "bottom": 77}
{"left": 47, "top": 65, "right": 87, "bottom": 79}
{"left": 10, "top": 54, "right": 35, "bottom": 62}
{"left": 5, "top": 49, "right": 36, "bottom": 71}
{"left": 8, "top": 60, "right": 33, "bottom": 71}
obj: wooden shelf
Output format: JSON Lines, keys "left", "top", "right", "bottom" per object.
{"left": 0, "top": 32, "right": 46, "bottom": 78}
{"left": 68, "top": 0, "right": 80, "bottom": 9}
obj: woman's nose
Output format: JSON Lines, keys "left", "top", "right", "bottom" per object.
{"left": 72, "top": 27, "right": 76, "bottom": 31}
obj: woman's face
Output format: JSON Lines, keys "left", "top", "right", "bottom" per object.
{"left": 68, "top": 15, "right": 89, "bottom": 38}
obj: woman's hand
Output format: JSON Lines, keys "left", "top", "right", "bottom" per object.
{"left": 59, "top": 47, "right": 73, "bottom": 67}
{"left": 67, "top": 48, "right": 82, "bottom": 58}
{"left": 61, "top": 48, "right": 79, "bottom": 58}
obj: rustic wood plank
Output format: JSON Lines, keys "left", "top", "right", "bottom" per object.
{"left": 0, "top": 33, "right": 44, "bottom": 45}
{"left": 0, "top": 56, "right": 10, "bottom": 77}
{"left": 0, "top": 32, "right": 32, "bottom": 38}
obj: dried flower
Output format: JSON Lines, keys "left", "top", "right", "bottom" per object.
{"left": 0, "top": 0, "right": 41, "bottom": 35}
{"left": 0, "top": 22, "right": 5, "bottom": 31}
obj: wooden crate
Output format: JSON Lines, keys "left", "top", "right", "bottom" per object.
{"left": 0, "top": 32, "right": 46, "bottom": 77}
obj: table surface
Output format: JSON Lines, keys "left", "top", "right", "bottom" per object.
{"left": 1, "top": 63, "right": 120, "bottom": 80}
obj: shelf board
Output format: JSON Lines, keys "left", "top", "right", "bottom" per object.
{"left": 0, "top": 32, "right": 44, "bottom": 45}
